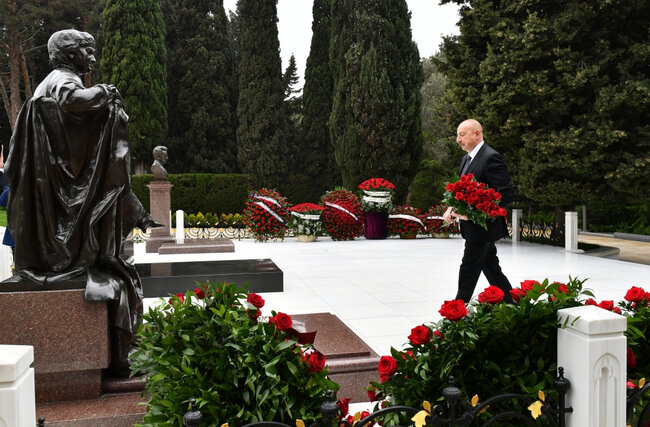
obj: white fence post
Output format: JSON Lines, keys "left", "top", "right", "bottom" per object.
{"left": 565, "top": 211, "right": 578, "bottom": 251}
{"left": 176, "top": 209, "right": 185, "bottom": 244}
{"left": 558, "top": 306, "right": 627, "bottom": 427}
{"left": 511, "top": 209, "right": 522, "bottom": 243}
{"left": 0, "top": 345, "right": 36, "bottom": 427}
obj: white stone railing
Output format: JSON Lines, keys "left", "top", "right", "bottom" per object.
{"left": 0, "top": 345, "right": 36, "bottom": 427}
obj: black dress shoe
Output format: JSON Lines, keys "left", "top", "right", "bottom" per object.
{"left": 136, "top": 214, "right": 164, "bottom": 232}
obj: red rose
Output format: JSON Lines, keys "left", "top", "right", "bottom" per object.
{"left": 248, "top": 309, "right": 261, "bottom": 319}
{"left": 168, "top": 293, "right": 185, "bottom": 304}
{"left": 378, "top": 355, "right": 398, "bottom": 381}
{"left": 597, "top": 300, "right": 621, "bottom": 314}
{"left": 520, "top": 280, "right": 541, "bottom": 292}
{"left": 193, "top": 287, "right": 205, "bottom": 299}
{"left": 308, "top": 351, "right": 326, "bottom": 373}
{"left": 438, "top": 300, "right": 468, "bottom": 321}
{"left": 627, "top": 380, "right": 639, "bottom": 389}
{"left": 627, "top": 348, "right": 637, "bottom": 369}
{"left": 555, "top": 283, "right": 569, "bottom": 295}
{"left": 337, "top": 397, "right": 351, "bottom": 417}
{"left": 247, "top": 293, "right": 265, "bottom": 309}
{"left": 584, "top": 298, "right": 598, "bottom": 306}
{"left": 270, "top": 312, "right": 292, "bottom": 330}
{"left": 478, "top": 285, "right": 505, "bottom": 304}
{"left": 408, "top": 325, "right": 431, "bottom": 345}
{"left": 625, "top": 286, "right": 647, "bottom": 302}
{"left": 510, "top": 288, "right": 526, "bottom": 303}
{"left": 433, "top": 330, "right": 444, "bottom": 340}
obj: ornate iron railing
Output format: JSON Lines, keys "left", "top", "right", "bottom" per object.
{"left": 627, "top": 381, "right": 650, "bottom": 427}
{"left": 182, "top": 368, "right": 572, "bottom": 427}
{"left": 509, "top": 221, "right": 564, "bottom": 246}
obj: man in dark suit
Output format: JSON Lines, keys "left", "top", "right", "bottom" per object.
{"left": 443, "top": 119, "right": 514, "bottom": 303}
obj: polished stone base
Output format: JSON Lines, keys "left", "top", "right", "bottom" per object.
{"left": 136, "top": 259, "right": 283, "bottom": 297}
{"left": 158, "top": 238, "right": 234, "bottom": 254}
{"left": 292, "top": 313, "right": 380, "bottom": 403}
{"left": 36, "top": 392, "right": 146, "bottom": 426}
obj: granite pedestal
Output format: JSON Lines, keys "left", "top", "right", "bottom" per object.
{"left": 292, "top": 313, "right": 380, "bottom": 403}
{"left": 158, "top": 237, "right": 234, "bottom": 254}
{"left": 136, "top": 258, "right": 283, "bottom": 297}
{"left": 146, "top": 180, "right": 174, "bottom": 253}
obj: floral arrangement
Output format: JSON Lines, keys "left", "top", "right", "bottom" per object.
{"left": 425, "top": 204, "right": 459, "bottom": 236}
{"left": 320, "top": 188, "right": 364, "bottom": 240}
{"left": 368, "top": 278, "right": 650, "bottom": 425}
{"left": 242, "top": 188, "right": 290, "bottom": 241}
{"left": 387, "top": 205, "right": 425, "bottom": 237}
{"left": 289, "top": 203, "right": 324, "bottom": 237}
{"left": 130, "top": 281, "right": 339, "bottom": 425}
{"left": 442, "top": 173, "right": 507, "bottom": 230}
{"left": 358, "top": 177, "right": 395, "bottom": 213}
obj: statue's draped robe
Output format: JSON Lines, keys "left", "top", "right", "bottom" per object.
{"left": 5, "top": 68, "right": 144, "bottom": 354}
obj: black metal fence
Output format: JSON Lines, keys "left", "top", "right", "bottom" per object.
{"left": 509, "top": 221, "right": 564, "bottom": 246}
{"left": 183, "top": 368, "right": 573, "bottom": 427}
{"left": 627, "top": 381, "right": 650, "bottom": 427}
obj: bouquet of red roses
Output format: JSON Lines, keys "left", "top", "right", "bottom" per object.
{"left": 442, "top": 174, "right": 507, "bottom": 231}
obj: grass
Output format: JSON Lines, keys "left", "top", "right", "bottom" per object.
{"left": 0, "top": 208, "right": 6, "bottom": 227}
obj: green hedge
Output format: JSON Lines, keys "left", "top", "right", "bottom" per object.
{"left": 131, "top": 174, "right": 252, "bottom": 214}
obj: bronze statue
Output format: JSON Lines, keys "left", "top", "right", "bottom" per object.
{"left": 151, "top": 145, "right": 169, "bottom": 180}
{"left": 5, "top": 29, "right": 160, "bottom": 373}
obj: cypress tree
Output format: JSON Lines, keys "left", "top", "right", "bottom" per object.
{"left": 101, "top": 0, "right": 167, "bottom": 171}
{"left": 302, "top": 0, "right": 338, "bottom": 199}
{"left": 329, "top": 0, "right": 423, "bottom": 202}
{"left": 163, "top": 0, "right": 238, "bottom": 174}
{"left": 236, "top": 0, "right": 288, "bottom": 190}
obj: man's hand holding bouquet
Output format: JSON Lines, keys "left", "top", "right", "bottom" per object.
{"left": 442, "top": 173, "right": 507, "bottom": 231}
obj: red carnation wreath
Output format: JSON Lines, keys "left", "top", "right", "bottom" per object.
{"left": 388, "top": 205, "right": 425, "bottom": 238}
{"left": 242, "top": 188, "right": 290, "bottom": 241}
{"left": 320, "top": 188, "right": 363, "bottom": 240}
{"left": 425, "top": 204, "right": 459, "bottom": 236}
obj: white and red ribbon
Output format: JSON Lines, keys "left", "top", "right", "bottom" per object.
{"left": 324, "top": 201, "right": 359, "bottom": 221}
{"left": 254, "top": 201, "right": 284, "bottom": 223}
{"left": 389, "top": 214, "right": 424, "bottom": 226}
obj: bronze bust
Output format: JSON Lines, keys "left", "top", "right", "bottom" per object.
{"left": 151, "top": 145, "right": 169, "bottom": 180}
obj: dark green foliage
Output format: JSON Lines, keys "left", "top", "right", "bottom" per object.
{"left": 301, "top": 0, "right": 339, "bottom": 200}
{"left": 131, "top": 173, "right": 251, "bottom": 214}
{"left": 409, "top": 158, "right": 451, "bottom": 211}
{"left": 236, "top": 0, "right": 289, "bottom": 189}
{"left": 439, "top": 0, "right": 650, "bottom": 208}
{"left": 101, "top": 0, "right": 168, "bottom": 170}
{"left": 131, "top": 281, "right": 339, "bottom": 425}
{"left": 163, "top": 0, "right": 238, "bottom": 174}
{"left": 329, "top": 0, "right": 423, "bottom": 203}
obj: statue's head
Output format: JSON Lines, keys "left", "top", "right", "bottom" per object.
{"left": 153, "top": 146, "right": 168, "bottom": 164}
{"left": 48, "top": 30, "right": 96, "bottom": 75}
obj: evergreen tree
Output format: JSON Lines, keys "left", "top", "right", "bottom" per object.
{"left": 329, "top": 0, "right": 423, "bottom": 202}
{"left": 101, "top": 0, "right": 168, "bottom": 171}
{"left": 236, "top": 0, "right": 288, "bottom": 189}
{"left": 302, "top": 0, "right": 338, "bottom": 199}
{"left": 163, "top": 0, "right": 238, "bottom": 174}
{"left": 439, "top": 0, "right": 650, "bottom": 209}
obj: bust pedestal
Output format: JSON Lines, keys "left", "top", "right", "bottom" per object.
{"left": 146, "top": 180, "right": 175, "bottom": 253}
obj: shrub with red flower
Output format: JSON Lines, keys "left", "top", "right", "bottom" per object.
{"left": 425, "top": 204, "right": 459, "bottom": 236}
{"left": 269, "top": 311, "right": 293, "bottom": 331}
{"left": 242, "top": 188, "right": 290, "bottom": 241}
{"left": 289, "top": 202, "right": 324, "bottom": 237}
{"left": 378, "top": 355, "right": 398, "bottom": 382}
{"left": 388, "top": 205, "right": 425, "bottom": 238}
{"left": 438, "top": 299, "right": 469, "bottom": 321}
{"left": 442, "top": 173, "right": 507, "bottom": 230}
{"left": 358, "top": 177, "right": 395, "bottom": 212}
{"left": 320, "top": 188, "right": 364, "bottom": 240}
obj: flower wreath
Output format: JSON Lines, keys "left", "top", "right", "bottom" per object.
{"left": 358, "top": 177, "right": 395, "bottom": 213}
{"left": 425, "top": 204, "right": 459, "bottom": 235}
{"left": 289, "top": 203, "right": 324, "bottom": 237}
{"left": 320, "top": 188, "right": 364, "bottom": 241}
{"left": 242, "top": 188, "right": 290, "bottom": 241}
{"left": 388, "top": 205, "right": 425, "bottom": 237}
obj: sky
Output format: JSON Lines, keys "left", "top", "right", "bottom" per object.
{"left": 223, "top": 0, "right": 461, "bottom": 89}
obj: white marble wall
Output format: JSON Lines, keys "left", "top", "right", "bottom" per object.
{"left": 0, "top": 229, "right": 12, "bottom": 281}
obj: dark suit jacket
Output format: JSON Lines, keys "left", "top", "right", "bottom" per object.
{"left": 459, "top": 143, "right": 514, "bottom": 242}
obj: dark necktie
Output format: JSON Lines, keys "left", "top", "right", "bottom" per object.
{"left": 460, "top": 155, "right": 472, "bottom": 175}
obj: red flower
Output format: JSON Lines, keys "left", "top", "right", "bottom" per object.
{"left": 168, "top": 293, "right": 185, "bottom": 304}
{"left": 270, "top": 312, "right": 292, "bottom": 331}
{"left": 378, "top": 355, "right": 398, "bottom": 382}
{"left": 627, "top": 348, "right": 637, "bottom": 369}
{"left": 438, "top": 300, "right": 468, "bottom": 321}
{"left": 247, "top": 293, "right": 265, "bottom": 309}
{"left": 388, "top": 205, "right": 425, "bottom": 237}
{"left": 478, "top": 285, "right": 505, "bottom": 304}
{"left": 627, "top": 380, "right": 638, "bottom": 389}
{"left": 289, "top": 202, "right": 324, "bottom": 213}
{"left": 308, "top": 351, "right": 326, "bottom": 373}
{"left": 248, "top": 309, "right": 261, "bottom": 319}
{"left": 555, "top": 283, "right": 569, "bottom": 294}
{"left": 358, "top": 177, "right": 395, "bottom": 191}
{"left": 337, "top": 397, "right": 351, "bottom": 417}
{"left": 520, "top": 280, "right": 541, "bottom": 292}
{"left": 597, "top": 300, "right": 622, "bottom": 314}
{"left": 193, "top": 287, "right": 205, "bottom": 299}
{"left": 510, "top": 288, "right": 526, "bottom": 303}
{"left": 584, "top": 298, "right": 598, "bottom": 306}
{"left": 433, "top": 330, "right": 444, "bottom": 340}
{"left": 321, "top": 189, "right": 363, "bottom": 240}
{"left": 625, "top": 286, "right": 647, "bottom": 302}
{"left": 408, "top": 325, "right": 431, "bottom": 345}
